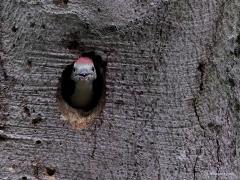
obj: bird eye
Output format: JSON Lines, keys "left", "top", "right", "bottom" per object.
{"left": 92, "top": 66, "right": 95, "bottom": 71}
{"left": 73, "top": 68, "right": 76, "bottom": 72}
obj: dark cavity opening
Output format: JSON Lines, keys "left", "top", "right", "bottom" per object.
{"left": 35, "top": 140, "right": 41, "bottom": 144}
{"left": 12, "top": 25, "right": 18, "bottom": 32}
{"left": 46, "top": 167, "right": 56, "bottom": 176}
{"left": 59, "top": 52, "right": 106, "bottom": 112}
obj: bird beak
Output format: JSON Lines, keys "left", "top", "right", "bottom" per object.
{"left": 78, "top": 73, "right": 89, "bottom": 77}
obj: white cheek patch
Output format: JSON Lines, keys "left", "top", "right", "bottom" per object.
{"left": 72, "top": 63, "right": 97, "bottom": 81}
{"left": 74, "top": 64, "right": 93, "bottom": 70}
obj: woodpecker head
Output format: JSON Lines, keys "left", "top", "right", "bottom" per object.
{"left": 71, "top": 57, "right": 97, "bottom": 82}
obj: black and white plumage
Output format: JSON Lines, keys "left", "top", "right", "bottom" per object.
{"left": 61, "top": 55, "right": 104, "bottom": 111}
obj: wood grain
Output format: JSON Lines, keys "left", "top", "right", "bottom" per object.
{"left": 0, "top": 0, "right": 239, "bottom": 179}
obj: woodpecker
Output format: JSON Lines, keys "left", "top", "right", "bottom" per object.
{"left": 61, "top": 52, "right": 106, "bottom": 112}
{"left": 70, "top": 56, "right": 97, "bottom": 108}
{"left": 61, "top": 55, "right": 102, "bottom": 110}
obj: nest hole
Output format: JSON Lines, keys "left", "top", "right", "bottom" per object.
{"left": 57, "top": 52, "right": 106, "bottom": 128}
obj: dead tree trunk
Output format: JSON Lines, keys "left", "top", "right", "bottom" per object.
{"left": 0, "top": 0, "right": 240, "bottom": 179}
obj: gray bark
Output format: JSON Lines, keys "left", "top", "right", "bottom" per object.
{"left": 0, "top": 0, "right": 240, "bottom": 179}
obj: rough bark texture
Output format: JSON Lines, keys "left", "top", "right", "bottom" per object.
{"left": 1, "top": 0, "right": 240, "bottom": 179}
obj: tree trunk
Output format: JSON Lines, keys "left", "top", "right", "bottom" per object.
{"left": 1, "top": 0, "right": 239, "bottom": 179}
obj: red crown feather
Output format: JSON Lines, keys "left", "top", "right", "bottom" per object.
{"left": 75, "top": 57, "right": 93, "bottom": 64}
